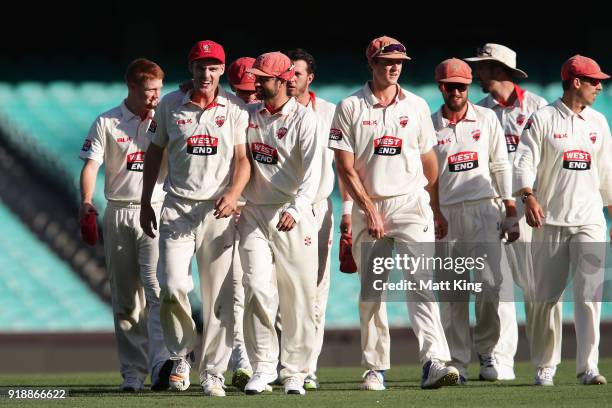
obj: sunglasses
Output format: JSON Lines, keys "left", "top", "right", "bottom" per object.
{"left": 372, "top": 43, "right": 406, "bottom": 58}
{"left": 443, "top": 83, "right": 468, "bottom": 92}
{"left": 579, "top": 77, "right": 601, "bottom": 87}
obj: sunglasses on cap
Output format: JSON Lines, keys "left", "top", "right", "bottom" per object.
{"left": 579, "top": 76, "right": 601, "bottom": 87}
{"left": 443, "top": 83, "right": 468, "bottom": 92}
{"left": 372, "top": 43, "right": 407, "bottom": 58}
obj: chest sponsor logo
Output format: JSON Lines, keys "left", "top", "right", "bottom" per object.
{"left": 81, "top": 139, "right": 92, "bottom": 152}
{"left": 399, "top": 116, "right": 409, "bottom": 128}
{"left": 563, "top": 150, "right": 591, "bottom": 170}
{"left": 516, "top": 114, "right": 526, "bottom": 126}
{"left": 374, "top": 136, "right": 402, "bottom": 156}
{"left": 329, "top": 128, "right": 342, "bottom": 141}
{"left": 116, "top": 136, "right": 132, "bottom": 143}
{"left": 437, "top": 136, "right": 452, "bottom": 146}
{"left": 277, "top": 127, "right": 288, "bottom": 139}
{"left": 187, "top": 135, "right": 218, "bottom": 155}
{"left": 215, "top": 115, "right": 225, "bottom": 127}
{"left": 148, "top": 120, "right": 157, "bottom": 133}
{"left": 472, "top": 129, "right": 481, "bottom": 142}
{"left": 251, "top": 142, "right": 278, "bottom": 164}
{"left": 553, "top": 133, "right": 567, "bottom": 139}
{"left": 362, "top": 120, "right": 378, "bottom": 126}
{"left": 505, "top": 134, "right": 520, "bottom": 152}
{"left": 590, "top": 132, "right": 598, "bottom": 144}
{"left": 448, "top": 151, "right": 479, "bottom": 172}
{"left": 126, "top": 151, "right": 145, "bottom": 171}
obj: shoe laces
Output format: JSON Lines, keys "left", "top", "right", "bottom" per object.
{"left": 203, "top": 374, "right": 224, "bottom": 389}
{"left": 479, "top": 354, "right": 497, "bottom": 368}
{"left": 362, "top": 370, "right": 383, "bottom": 383}
{"left": 285, "top": 377, "right": 302, "bottom": 388}
{"left": 537, "top": 367, "right": 554, "bottom": 381}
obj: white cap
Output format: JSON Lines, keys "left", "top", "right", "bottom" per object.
{"left": 464, "top": 43, "right": 528, "bottom": 78}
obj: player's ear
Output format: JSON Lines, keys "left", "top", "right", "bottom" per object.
{"left": 307, "top": 73, "right": 314, "bottom": 86}
{"left": 219, "top": 64, "right": 225, "bottom": 76}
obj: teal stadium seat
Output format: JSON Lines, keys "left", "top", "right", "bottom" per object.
{"left": 0, "top": 81, "right": 610, "bottom": 329}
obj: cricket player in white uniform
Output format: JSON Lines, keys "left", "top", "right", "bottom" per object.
{"left": 225, "top": 56, "right": 258, "bottom": 391}
{"left": 79, "top": 58, "right": 171, "bottom": 392}
{"left": 239, "top": 51, "right": 321, "bottom": 396}
{"left": 465, "top": 44, "right": 548, "bottom": 378}
{"left": 430, "top": 58, "right": 519, "bottom": 384}
{"left": 514, "top": 54, "right": 611, "bottom": 386}
{"left": 285, "top": 48, "right": 336, "bottom": 390}
{"left": 140, "top": 40, "right": 251, "bottom": 397}
{"left": 330, "top": 36, "right": 459, "bottom": 391}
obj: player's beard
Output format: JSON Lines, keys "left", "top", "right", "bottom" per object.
{"left": 444, "top": 95, "right": 467, "bottom": 112}
{"left": 257, "top": 85, "right": 279, "bottom": 100}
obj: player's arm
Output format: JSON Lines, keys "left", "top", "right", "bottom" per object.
{"left": 337, "top": 175, "right": 353, "bottom": 234}
{"left": 596, "top": 116, "right": 612, "bottom": 243}
{"left": 421, "top": 149, "right": 446, "bottom": 240}
{"left": 334, "top": 149, "right": 384, "bottom": 239}
{"left": 140, "top": 142, "right": 164, "bottom": 238}
{"left": 488, "top": 114, "right": 519, "bottom": 242}
{"left": 514, "top": 115, "right": 544, "bottom": 228}
{"left": 215, "top": 143, "right": 251, "bottom": 218}
{"left": 79, "top": 159, "right": 100, "bottom": 219}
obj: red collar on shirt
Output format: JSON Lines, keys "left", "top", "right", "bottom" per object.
{"left": 496, "top": 84, "right": 526, "bottom": 108}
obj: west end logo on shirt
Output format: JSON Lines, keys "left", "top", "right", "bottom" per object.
{"left": 590, "top": 132, "right": 598, "bottom": 144}
{"left": 505, "top": 134, "right": 520, "bottom": 152}
{"left": 81, "top": 139, "right": 92, "bottom": 152}
{"left": 516, "top": 114, "right": 526, "bottom": 126}
{"left": 251, "top": 142, "right": 278, "bottom": 164}
{"left": 187, "top": 135, "right": 218, "bottom": 155}
{"left": 374, "top": 136, "right": 402, "bottom": 156}
{"left": 329, "top": 128, "right": 342, "bottom": 141}
{"left": 563, "top": 150, "right": 591, "bottom": 170}
{"left": 448, "top": 151, "right": 479, "bottom": 172}
{"left": 215, "top": 115, "right": 225, "bottom": 127}
{"left": 399, "top": 116, "right": 409, "bottom": 128}
{"left": 472, "top": 129, "right": 481, "bottom": 142}
{"left": 277, "top": 127, "right": 288, "bottom": 140}
{"left": 126, "top": 151, "right": 145, "bottom": 172}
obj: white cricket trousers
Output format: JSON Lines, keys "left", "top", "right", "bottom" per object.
{"left": 309, "top": 198, "right": 334, "bottom": 375}
{"left": 529, "top": 222, "right": 605, "bottom": 375}
{"left": 438, "top": 199, "right": 515, "bottom": 373}
{"left": 352, "top": 191, "right": 451, "bottom": 370}
{"left": 231, "top": 217, "right": 251, "bottom": 370}
{"left": 238, "top": 203, "right": 318, "bottom": 382}
{"left": 156, "top": 194, "right": 234, "bottom": 380}
{"left": 103, "top": 201, "right": 169, "bottom": 381}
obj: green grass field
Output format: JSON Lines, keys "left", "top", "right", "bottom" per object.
{"left": 1, "top": 359, "right": 610, "bottom": 407}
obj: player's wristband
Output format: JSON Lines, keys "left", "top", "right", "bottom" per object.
{"left": 342, "top": 201, "right": 353, "bottom": 215}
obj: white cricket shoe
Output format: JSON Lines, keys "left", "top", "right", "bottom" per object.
{"left": 284, "top": 376, "right": 306, "bottom": 395}
{"left": 304, "top": 373, "right": 319, "bottom": 390}
{"left": 120, "top": 377, "right": 143, "bottom": 392}
{"left": 360, "top": 370, "right": 385, "bottom": 391}
{"left": 421, "top": 360, "right": 459, "bottom": 389}
{"left": 534, "top": 366, "right": 555, "bottom": 386}
{"left": 578, "top": 369, "right": 607, "bottom": 385}
{"left": 202, "top": 373, "right": 226, "bottom": 396}
{"left": 169, "top": 357, "right": 191, "bottom": 391}
{"left": 244, "top": 372, "right": 275, "bottom": 395}
{"left": 478, "top": 354, "right": 499, "bottom": 381}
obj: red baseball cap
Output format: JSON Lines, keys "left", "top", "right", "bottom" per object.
{"left": 248, "top": 52, "right": 295, "bottom": 80}
{"left": 435, "top": 58, "right": 472, "bottom": 84}
{"left": 561, "top": 55, "right": 609, "bottom": 81}
{"left": 188, "top": 40, "right": 225, "bottom": 65}
{"left": 366, "top": 36, "right": 410, "bottom": 61}
{"left": 227, "top": 57, "right": 256, "bottom": 91}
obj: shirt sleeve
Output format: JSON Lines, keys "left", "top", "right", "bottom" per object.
{"left": 148, "top": 97, "right": 168, "bottom": 147}
{"left": 417, "top": 99, "right": 436, "bottom": 154}
{"left": 488, "top": 110, "right": 513, "bottom": 200}
{"left": 513, "top": 113, "right": 542, "bottom": 194}
{"left": 285, "top": 110, "right": 322, "bottom": 224}
{"left": 597, "top": 115, "right": 612, "bottom": 206}
{"left": 328, "top": 100, "right": 354, "bottom": 153}
{"left": 233, "top": 104, "right": 248, "bottom": 145}
{"left": 79, "top": 116, "right": 105, "bottom": 164}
